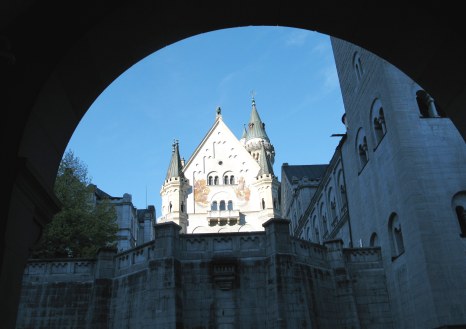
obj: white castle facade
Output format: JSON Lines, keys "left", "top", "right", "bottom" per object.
{"left": 158, "top": 100, "right": 281, "bottom": 233}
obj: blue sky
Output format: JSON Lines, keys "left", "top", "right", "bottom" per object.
{"left": 66, "top": 26, "right": 346, "bottom": 215}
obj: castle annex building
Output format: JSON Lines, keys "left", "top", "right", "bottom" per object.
{"left": 15, "top": 38, "right": 466, "bottom": 329}
{"left": 158, "top": 100, "right": 281, "bottom": 234}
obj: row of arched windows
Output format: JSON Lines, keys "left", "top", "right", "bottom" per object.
{"left": 166, "top": 201, "right": 185, "bottom": 213}
{"left": 304, "top": 168, "right": 347, "bottom": 243}
{"left": 307, "top": 211, "right": 406, "bottom": 261}
{"left": 208, "top": 175, "right": 235, "bottom": 185}
{"left": 355, "top": 89, "right": 445, "bottom": 173}
{"left": 355, "top": 99, "right": 388, "bottom": 172}
{"left": 353, "top": 51, "right": 444, "bottom": 118}
{"left": 211, "top": 200, "right": 234, "bottom": 211}
{"left": 307, "top": 191, "right": 466, "bottom": 263}
{"left": 366, "top": 213, "right": 405, "bottom": 260}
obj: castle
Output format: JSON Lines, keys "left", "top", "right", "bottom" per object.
{"left": 158, "top": 98, "right": 280, "bottom": 234}
{"left": 15, "top": 37, "right": 466, "bottom": 329}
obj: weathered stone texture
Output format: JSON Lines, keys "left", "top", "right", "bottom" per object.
{"left": 16, "top": 220, "right": 392, "bottom": 328}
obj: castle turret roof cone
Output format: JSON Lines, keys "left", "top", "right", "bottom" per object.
{"left": 165, "top": 140, "right": 184, "bottom": 180}
{"left": 246, "top": 97, "right": 270, "bottom": 141}
{"left": 257, "top": 141, "right": 274, "bottom": 176}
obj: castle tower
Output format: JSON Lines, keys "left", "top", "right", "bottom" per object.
{"left": 252, "top": 141, "right": 281, "bottom": 222}
{"left": 331, "top": 37, "right": 466, "bottom": 328}
{"left": 245, "top": 97, "right": 275, "bottom": 164}
{"left": 179, "top": 101, "right": 280, "bottom": 233}
{"left": 160, "top": 140, "right": 189, "bottom": 233}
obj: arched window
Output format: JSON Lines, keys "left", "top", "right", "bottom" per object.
{"left": 371, "top": 99, "right": 387, "bottom": 146}
{"left": 379, "top": 108, "right": 387, "bottom": 134}
{"left": 353, "top": 52, "right": 364, "bottom": 83}
{"left": 211, "top": 201, "right": 218, "bottom": 211}
{"left": 227, "top": 200, "right": 233, "bottom": 210}
{"left": 180, "top": 201, "right": 184, "bottom": 213}
{"left": 214, "top": 176, "right": 219, "bottom": 185}
{"left": 356, "top": 128, "right": 368, "bottom": 170}
{"left": 208, "top": 176, "right": 213, "bottom": 186}
{"left": 336, "top": 170, "right": 347, "bottom": 211}
{"left": 306, "top": 227, "right": 311, "bottom": 240}
{"left": 322, "top": 215, "right": 328, "bottom": 236}
{"left": 456, "top": 206, "right": 466, "bottom": 236}
{"left": 320, "top": 202, "right": 329, "bottom": 237}
{"left": 224, "top": 176, "right": 229, "bottom": 184}
{"left": 328, "top": 188, "right": 338, "bottom": 225}
{"left": 261, "top": 198, "right": 265, "bottom": 210}
{"left": 169, "top": 202, "right": 172, "bottom": 213}
{"left": 313, "top": 215, "right": 320, "bottom": 244}
{"left": 370, "top": 232, "right": 378, "bottom": 247}
{"left": 452, "top": 192, "right": 466, "bottom": 237}
{"left": 388, "top": 213, "right": 405, "bottom": 259}
{"left": 219, "top": 200, "right": 226, "bottom": 211}
{"left": 230, "top": 175, "right": 235, "bottom": 184}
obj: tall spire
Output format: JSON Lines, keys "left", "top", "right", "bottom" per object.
{"left": 246, "top": 97, "right": 270, "bottom": 141}
{"left": 165, "top": 140, "right": 184, "bottom": 180}
{"left": 257, "top": 141, "right": 274, "bottom": 176}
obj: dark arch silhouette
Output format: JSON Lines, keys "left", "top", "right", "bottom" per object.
{"left": 1, "top": 2, "right": 466, "bottom": 327}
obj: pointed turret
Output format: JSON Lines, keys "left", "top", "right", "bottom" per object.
{"left": 241, "top": 124, "right": 248, "bottom": 139}
{"left": 252, "top": 140, "right": 281, "bottom": 222}
{"left": 257, "top": 141, "right": 274, "bottom": 177}
{"left": 244, "top": 97, "right": 276, "bottom": 165}
{"left": 246, "top": 97, "right": 270, "bottom": 141}
{"left": 239, "top": 124, "right": 248, "bottom": 145}
{"left": 160, "top": 140, "right": 189, "bottom": 233}
{"left": 165, "top": 140, "right": 184, "bottom": 181}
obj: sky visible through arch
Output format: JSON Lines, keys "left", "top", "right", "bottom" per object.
{"left": 66, "top": 26, "right": 346, "bottom": 215}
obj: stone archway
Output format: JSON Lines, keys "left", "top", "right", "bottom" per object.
{"left": 2, "top": 2, "right": 466, "bottom": 327}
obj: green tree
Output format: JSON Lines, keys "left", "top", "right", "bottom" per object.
{"left": 32, "top": 150, "right": 118, "bottom": 258}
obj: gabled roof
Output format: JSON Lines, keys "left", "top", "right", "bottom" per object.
{"left": 88, "top": 184, "right": 121, "bottom": 201}
{"left": 165, "top": 141, "right": 185, "bottom": 180}
{"left": 182, "top": 112, "right": 223, "bottom": 170}
{"left": 94, "top": 186, "right": 112, "bottom": 200}
{"left": 183, "top": 108, "right": 256, "bottom": 172}
{"left": 246, "top": 98, "right": 269, "bottom": 141}
{"left": 281, "top": 164, "right": 328, "bottom": 183}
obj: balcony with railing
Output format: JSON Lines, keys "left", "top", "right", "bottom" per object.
{"left": 207, "top": 209, "right": 240, "bottom": 226}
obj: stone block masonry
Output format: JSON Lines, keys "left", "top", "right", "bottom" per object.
{"left": 16, "top": 219, "right": 393, "bottom": 328}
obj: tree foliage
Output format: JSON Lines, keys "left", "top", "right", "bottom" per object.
{"left": 32, "top": 150, "right": 118, "bottom": 259}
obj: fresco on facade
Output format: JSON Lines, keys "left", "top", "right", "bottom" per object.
{"left": 194, "top": 179, "right": 210, "bottom": 208}
{"left": 235, "top": 176, "right": 250, "bottom": 206}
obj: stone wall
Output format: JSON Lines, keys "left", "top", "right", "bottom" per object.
{"left": 16, "top": 220, "right": 392, "bottom": 328}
